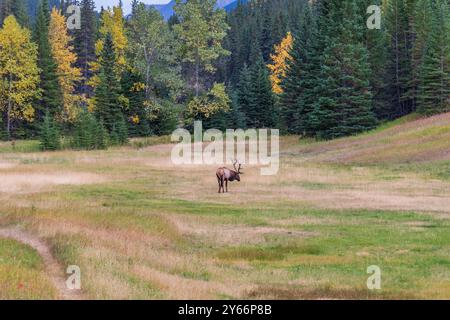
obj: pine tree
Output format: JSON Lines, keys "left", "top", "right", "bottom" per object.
{"left": 417, "top": 0, "right": 450, "bottom": 115}
{"left": 281, "top": 4, "right": 320, "bottom": 135}
{"left": 227, "top": 89, "right": 246, "bottom": 129}
{"left": 310, "top": 0, "right": 376, "bottom": 139}
{"left": 235, "top": 64, "right": 252, "bottom": 127}
{"left": 94, "top": 33, "right": 124, "bottom": 134}
{"left": 114, "top": 112, "right": 128, "bottom": 145}
{"left": 384, "top": 0, "right": 414, "bottom": 119}
{"left": 40, "top": 112, "right": 61, "bottom": 151}
{"left": 73, "top": 0, "right": 97, "bottom": 98}
{"left": 120, "top": 69, "right": 150, "bottom": 137}
{"left": 361, "top": 0, "right": 390, "bottom": 121}
{"left": 0, "top": 0, "right": 12, "bottom": 26}
{"left": 11, "top": 0, "right": 29, "bottom": 27}
{"left": 72, "top": 110, "right": 108, "bottom": 150}
{"left": 34, "top": 0, "right": 63, "bottom": 120}
{"left": 246, "top": 52, "right": 276, "bottom": 128}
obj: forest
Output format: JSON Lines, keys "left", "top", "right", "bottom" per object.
{"left": 0, "top": 0, "right": 449, "bottom": 148}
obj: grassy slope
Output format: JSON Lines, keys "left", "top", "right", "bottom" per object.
{"left": 0, "top": 238, "right": 56, "bottom": 299}
{"left": 0, "top": 113, "right": 449, "bottom": 299}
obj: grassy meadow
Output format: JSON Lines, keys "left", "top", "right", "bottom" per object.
{"left": 0, "top": 113, "right": 449, "bottom": 299}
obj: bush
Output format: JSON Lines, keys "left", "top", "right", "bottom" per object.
{"left": 72, "top": 111, "right": 109, "bottom": 150}
{"left": 40, "top": 113, "right": 61, "bottom": 151}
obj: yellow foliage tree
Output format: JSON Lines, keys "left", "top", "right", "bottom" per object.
{"left": 49, "top": 8, "right": 82, "bottom": 122}
{"left": 267, "top": 32, "right": 294, "bottom": 95}
{"left": 0, "top": 15, "right": 40, "bottom": 139}
{"left": 90, "top": 6, "right": 128, "bottom": 89}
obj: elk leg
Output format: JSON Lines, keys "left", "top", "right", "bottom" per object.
{"left": 217, "top": 177, "right": 222, "bottom": 193}
{"left": 225, "top": 180, "right": 228, "bottom": 193}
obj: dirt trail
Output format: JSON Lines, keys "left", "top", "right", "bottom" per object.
{"left": 0, "top": 226, "right": 86, "bottom": 300}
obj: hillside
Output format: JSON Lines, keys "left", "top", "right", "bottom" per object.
{"left": 149, "top": 0, "right": 238, "bottom": 20}
{"left": 291, "top": 112, "right": 450, "bottom": 166}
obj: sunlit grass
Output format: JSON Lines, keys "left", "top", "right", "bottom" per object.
{"left": 0, "top": 239, "right": 57, "bottom": 299}
{"left": 0, "top": 113, "right": 449, "bottom": 299}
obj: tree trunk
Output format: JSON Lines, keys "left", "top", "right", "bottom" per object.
{"left": 6, "top": 74, "right": 12, "bottom": 141}
{"left": 143, "top": 45, "right": 151, "bottom": 99}
{"left": 195, "top": 48, "right": 200, "bottom": 97}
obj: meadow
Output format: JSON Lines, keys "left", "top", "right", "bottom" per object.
{"left": 0, "top": 113, "right": 449, "bottom": 300}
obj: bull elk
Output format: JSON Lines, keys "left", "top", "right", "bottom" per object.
{"left": 216, "top": 160, "right": 244, "bottom": 193}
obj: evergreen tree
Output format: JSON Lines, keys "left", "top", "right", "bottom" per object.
{"left": 0, "top": 0, "right": 12, "bottom": 26}
{"left": 94, "top": 33, "right": 124, "bottom": 135}
{"left": 113, "top": 115, "right": 128, "bottom": 145}
{"left": 72, "top": 110, "right": 108, "bottom": 150}
{"left": 40, "top": 112, "right": 61, "bottom": 150}
{"left": 235, "top": 64, "right": 252, "bottom": 127}
{"left": 384, "top": 0, "right": 414, "bottom": 119}
{"left": 73, "top": 0, "right": 97, "bottom": 98}
{"left": 310, "top": 0, "right": 376, "bottom": 139}
{"left": 11, "top": 0, "right": 29, "bottom": 27}
{"left": 361, "top": 0, "right": 390, "bottom": 121}
{"left": 417, "top": 0, "right": 450, "bottom": 115}
{"left": 120, "top": 69, "right": 150, "bottom": 137}
{"left": 34, "top": 0, "right": 63, "bottom": 119}
{"left": 246, "top": 52, "right": 276, "bottom": 128}
{"left": 228, "top": 89, "right": 247, "bottom": 129}
{"left": 281, "top": 5, "right": 320, "bottom": 135}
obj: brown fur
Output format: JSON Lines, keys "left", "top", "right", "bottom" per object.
{"left": 216, "top": 161, "right": 243, "bottom": 193}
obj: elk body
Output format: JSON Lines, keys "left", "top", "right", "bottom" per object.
{"left": 216, "top": 160, "right": 243, "bottom": 193}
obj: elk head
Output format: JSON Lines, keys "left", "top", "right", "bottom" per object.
{"left": 232, "top": 160, "right": 244, "bottom": 182}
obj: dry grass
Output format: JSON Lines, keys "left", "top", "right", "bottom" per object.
{"left": 0, "top": 113, "right": 449, "bottom": 299}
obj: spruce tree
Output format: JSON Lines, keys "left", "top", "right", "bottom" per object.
{"left": 120, "top": 69, "right": 150, "bottom": 137}
{"left": 417, "top": 0, "right": 450, "bottom": 115}
{"left": 73, "top": 0, "right": 97, "bottom": 97}
{"left": 384, "top": 0, "right": 414, "bottom": 119}
{"left": 310, "top": 0, "right": 376, "bottom": 139}
{"left": 72, "top": 110, "right": 108, "bottom": 150}
{"left": 40, "top": 112, "right": 61, "bottom": 151}
{"left": 34, "top": 0, "right": 63, "bottom": 119}
{"left": 360, "top": 0, "right": 390, "bottom": 121}
{"left": 228, "top": 89, "right": 246, "bottom": 129}
{"left": 281, "top": 5, "right": 320, "bottom": 136}
{"left": 235, "top": 64, "right": 252, "bottom": 127}
{"left": 247, "top": 52, "right": 276, "bottom": 128}
{"left": 94, "top": 33, "right": 124, "bottom": 136}
{"left": 0, "top": 0, "right": 12, "bottom": 26}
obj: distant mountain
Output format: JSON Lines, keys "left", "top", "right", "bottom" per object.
{"left": 224, "top": 0, "right": 249, "bottom": 12}
{"left": 149, "top": 0, "right": 238, "bottom": 20}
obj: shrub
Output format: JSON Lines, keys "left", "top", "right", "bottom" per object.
{"left": 72, "top": 111, "right": 109, "bottom": 150}
{"left": 40, "top": 113, "right": 61, "bottom": 151}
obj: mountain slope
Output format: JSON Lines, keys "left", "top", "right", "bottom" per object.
{"left": 294, "top": 113, "right": 450, "bottom": 165}
{"left": 149, "top": 0, "right": 237, "bottom": 20}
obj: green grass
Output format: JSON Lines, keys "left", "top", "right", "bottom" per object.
{"left": 0, "top": 140, "right": 41, "bottom": 153}
{"left": 0, "top": 238, "right": 57, "bottom": 299}
{"left": 1, "top": 113, "right": 449, "bottom": 299}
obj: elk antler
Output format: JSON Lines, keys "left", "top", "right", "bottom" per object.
{"left": 232, "top": 159, "right": 238, "bottom": 171}
{"left": 237, "top": 163, "right": 244, "bottom": 174}
{"left": 232, "top": 159, "right": 243, "bottom": 174}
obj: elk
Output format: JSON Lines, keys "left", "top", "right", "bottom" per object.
{"left": 216, "top": 160, "right": 244, "bottom": 193}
